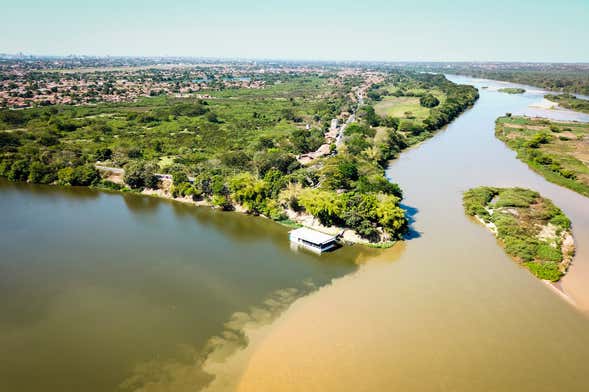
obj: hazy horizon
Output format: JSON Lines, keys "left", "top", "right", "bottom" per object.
{"left": 3, "top": 53, "right": 589, "bottom": 65}
{"left": 2, "top": 0, "right": 588, "bottom": 62}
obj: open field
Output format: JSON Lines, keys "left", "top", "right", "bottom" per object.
{"left": 374, "top": 96, "right": 430, "bottom": 121}
{"left": 374, "top": 88, "right": 446, "bottom": 123}
{"left": 496, "top": 116, "right": 589, "bottom": 196}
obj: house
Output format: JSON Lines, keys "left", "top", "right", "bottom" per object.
{"left": 289, "top": 227, "right": 338, "bottom": 254}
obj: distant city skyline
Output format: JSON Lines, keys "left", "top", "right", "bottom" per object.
{"left": 2, "top": 0, "right": 588, "bottom": 62}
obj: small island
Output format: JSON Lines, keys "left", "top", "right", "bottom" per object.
{"left": 495, "top": 115, "right": 589, "bottom": 197}
{"left": 498, "top": 87, "right": 526, "bottom": 94}
{"left": 463, "top": 187, "right": 574, "bottom": 281}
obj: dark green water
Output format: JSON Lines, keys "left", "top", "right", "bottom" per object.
{"left": 0, "top": 179, "right": 360, "bottom": 391}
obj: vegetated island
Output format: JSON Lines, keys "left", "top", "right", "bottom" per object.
{"left": 498, "top": 87, "right": 526, "bottom": 94}
{"left": 495, "top": 115, "right": 589, "bottom": 197}
{"left": 0, "top": 64, "right": 477, "bottom": 246}
{"left": 463, "top": 187, "right": 574, "bottom": 281}
{"left": 545, "top": 94, "right": 589, "bottom": 114}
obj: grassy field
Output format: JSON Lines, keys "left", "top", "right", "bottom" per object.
{"left": 374, "top": 88, "right": 446, "bottom": 123}
{"left": 463, "top": 187, "right": 574, "bottom": 281}
{"left": 374, "top": 96, "right": 430, "bottom": 121}
{"left": 496, "top": 116, "right": 589, "bottom": 197}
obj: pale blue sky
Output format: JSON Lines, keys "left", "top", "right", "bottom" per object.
{"left": 1, "top": 0, "right": 588, "bottom": 61}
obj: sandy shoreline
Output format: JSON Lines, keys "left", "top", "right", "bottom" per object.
{"left": 529, "top": 98, "right": 559, "bottom": 110}
{"left": 543, "top": 280, "right": 577, "bottom": 306}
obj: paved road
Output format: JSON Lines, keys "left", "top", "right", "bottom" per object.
{"left": 335, "top": 93, "right": 362, "bottom": 149}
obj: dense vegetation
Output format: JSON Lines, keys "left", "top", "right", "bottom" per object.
{"left": 0, "top": 71, "right": 478, "bottom": 243}
{"left": 545, "top": 94, "right": 589, "bottom": 114}
{"left": 495, "top": 116, "right": 589, "bottom": 197}
{"left": 463, "top": 187, "right": 574, "bottom": 281}
{"left": 0, "top": 75, "right": 340, "bottom": 184}
{"left": 498, "top": 88, "right": 526, "bottom": 94}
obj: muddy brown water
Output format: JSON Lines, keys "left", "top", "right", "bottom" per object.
{"left": 200, "top": 76, "right": 589, "bottom": 391}
{"left": 2, "top": 75, "right": 589, "bottom": 391}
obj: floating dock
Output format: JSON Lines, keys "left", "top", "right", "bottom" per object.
{"left": 289, "top": 227, "right": 337, "bottom": 254}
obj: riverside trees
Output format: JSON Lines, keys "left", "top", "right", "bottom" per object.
{"left": 0, "top": 69, "right": 476, "bottom": 243}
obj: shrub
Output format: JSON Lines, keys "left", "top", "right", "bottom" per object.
{"left": 171, "top": 182, "right": 202, "bottom": 200}
{"left": 290, "top": 128, "right": 324, "bottom": 154}
{"left": 419, "top": 94, "right": 440, "bottom": 108}
{"left": 95, "top": 147, "right": 113, "bottom": 161}
{"left": 494, "top": 188, "right": 537, "bottom": 208}
{"left": 503, "top": 236, "right": 538, "bottom": 262}
{"left": 124, "top": 162, "right": 158, "bottom": 189}
{"left": 462, "top": 187, "right": 497, "bottom": 218}
{"left": 57, "top": 164, "right": 99, "bottom": 186}
{"left": 550, "top": 213, "right": 571, "bottom": 229}
{"left": 7, "top": 159, "right": 30, "bottom": 181}
{"left": 298, "top": 188, "right": 344, "bottom": 226}
{"left": 228, "top": 172, "right": 269, "bottom": 214}
{"left": 536, "top": 244, "right": 562, "bottom": 262}
{"left": 254, "top": 150, "right": 298, "bottom": 176}
{"left": 127, "top": 148, "right": 143, "bottom": 159}
{"left": 525, "top": 133, "right": 551, "bottom": 148}
{"left": 221, "top": 150, "right": 251, "bottom": 168}
{"left": 211, "top": 194, "right": 233, "bottom": 210}
{"left": 525, "top": 261, "right": 563, "bottom": 282}
{"left": 28, "top": 161, "right": 55, "bottom": 184}
{"left": 97, "top": 180, "right": 124, "bottom": 191}
{"left": 168, "top": 165, "right": 189, "bottom": 185}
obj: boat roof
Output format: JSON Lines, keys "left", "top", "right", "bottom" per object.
{"left": 290, "top": 227, "right": 336, "bottom": 245}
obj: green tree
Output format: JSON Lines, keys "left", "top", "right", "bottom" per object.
{"left": 124, "top": 162, "right": 158, "bottom": 189}
{"left": 298, "top": 189, "right": 344, "bottom": 226}
{"left": 28, "top": 161, "right": 53, "bottom": 184}
{"left": 7, "top": 159, "right": 30, "bottom": 181}
{"left": 228, "top": 172, "right": 268, "bottom": 213}
{"left": 419, "top": 94, "right": 440, "bottom": 108}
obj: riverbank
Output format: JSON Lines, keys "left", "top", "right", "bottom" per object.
{"left": 495, "top": 115, "right": 589, "bottom": 197}
{"left": 545, "top": 94, "right": 589, "bottom": 114}
{"left": 198, "top": 76, "right": 589, "bottom": 389}
{"left": 463, "top": 186, "right": 574, "bottom": 282}
{"left": 131, "top": 178, "right": 381, "bottom": 247}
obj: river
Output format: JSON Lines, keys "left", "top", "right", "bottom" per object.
{"left": 197, "top": 76, "right": 589, "bottom": 391}
{"left": 0, "top": 181, "right": 367, "bottom": 391}
{"left": 2, "top": 76, "right": 589, "bottom": 391}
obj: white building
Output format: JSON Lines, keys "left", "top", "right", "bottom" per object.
{"left": 289, "top": 227, "right": 337, "bottom": 254}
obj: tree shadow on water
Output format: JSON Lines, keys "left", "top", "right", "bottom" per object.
{"left": 401, "top": 203, "right": 422, "bottom": 240}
